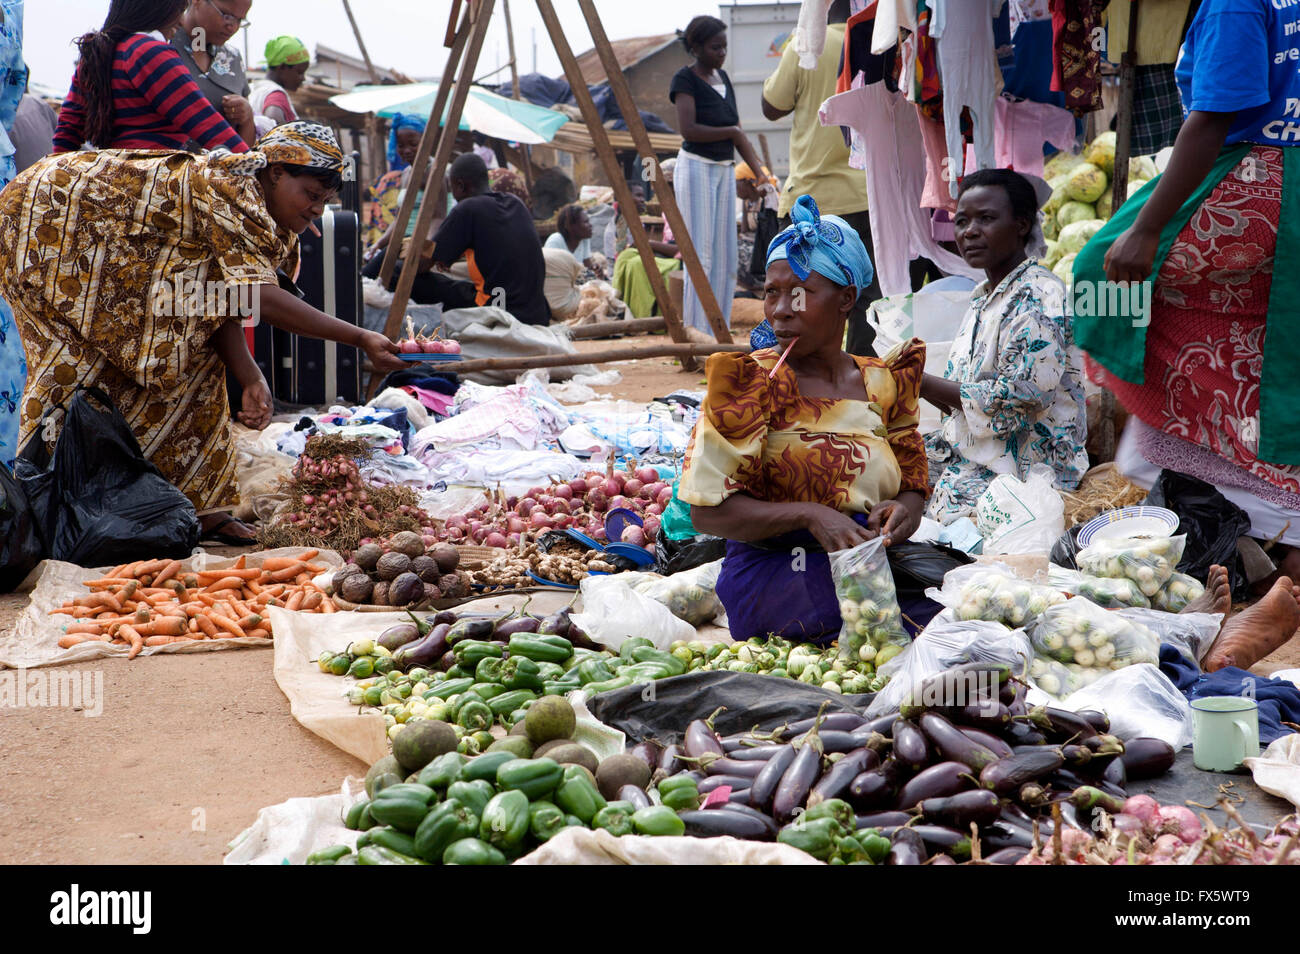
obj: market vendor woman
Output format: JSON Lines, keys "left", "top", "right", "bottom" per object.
{"left": 0, "top": 122, "right": 405, "bottom": 542}
{"left": 679, "top": 195, "right": 929, "bottom": 643}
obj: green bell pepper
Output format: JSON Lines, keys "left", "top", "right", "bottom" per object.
{"left": 534, "top": 661, "right": 567, "bottom": 681}
{"left": 859, "top": 829, "right": 891, "bottom": 864}
{"left": 582, "top": 674, "right": 634, "bottom": 695}
{"left": 343, "top": 799, "right": 371, "bottom": 831}
{"left": 456, "top": 699, "right": 493, "bottom": 731}
{"left": 479, "top": 790, "right": 530, "bottom": 851}
{"left": 457, "top": 736, "right": 482, "bottom": 756}
{"left": 554, "top": 764, "right": 606, "bottom": 823}
{"left": 619, "top": 637, "right": 655, "bottom": 662}
{"left": 500, "top": 656, "right": 544, "bottom": 691}
{"left": 496, "top": 757, "right": 563, "bottom": 801}
{"left": 305, "top": 844, "right": 352, "bottom": 865}
{"left": 628, "top": 645, "right": 687, "bottom": 676}
{"left": 507, "top": 634, "right": 573, "bottom": 664}
{"left": 528, "top": 800, "right": 567, "bottom": 842}
{"left": 474, "top": 656, "right": 506, "bottom": 684}
{"left": 368, "top": 826, "right": 419, "bottom": 858}
{"left": 467, "top": 682, "right": 507, "bottom": 702}
{"left": 576, "top": 657, "right": 616, "bottom": 685}
{"left": 632, "top": 805, "right": 686, "bottom": 837}
{"left": 802, "top": 798, "right": 855, "bottom": 831}
{"left": 543, "top": 680, "right": 578, "bottom": 696}
{"left": 413, "top": 798, "right": 479, "bottom": 862}
{"left": 657, "top": 776, "right": 700, "bottom": 812}
{"left": 615, "top": 661, "right": 677, "bottom": 681}
{"left": 506, "top": 708, "right": 530, "bottom": 727}
{"left": 453, "top": 640, "right": 505, "bottom": 668}
{"left": 445, "top": 664, "right": 471, "bottom": 680}
{"left": 442, "top": 837, "right": 507, "bottom": 865}
{"left": 423, "top": 677, "right": 474, "bottom": 700}
{"left": 487, "top": 688, "right": 538, "bottom": 718}
{"left": 357, "top": 845, "right": 427, "bottom": 865}
{"left": 416, "top": 752, "right": 465, "bottom": 790}
{"left": 367, "top": 784, "right": 436, "bottom": 833}
{"left": 446, "top": 779, "right": 494, "bottom": 819}
{"left": 592, "top": 800, "right": 636, "bottom": 837}
{"left": 462, "top": 750, "right": 516, "bottom": 782}
{"left": 776, "top": 816, "right": 845, "bottom": 861}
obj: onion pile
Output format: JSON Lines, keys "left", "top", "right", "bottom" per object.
{"left": 398, "top": 316, "right": 462, "bottom": 355}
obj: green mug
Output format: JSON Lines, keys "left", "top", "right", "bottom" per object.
{"left": 1191, "top": 696, "right": 1259, "bottom": 772}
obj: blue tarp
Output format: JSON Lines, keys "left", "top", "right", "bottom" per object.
{"left": 494, "top": 72, "right": 674, "bottom": 134}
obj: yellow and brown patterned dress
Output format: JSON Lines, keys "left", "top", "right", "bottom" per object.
{"left": 0, "top": 149, "right": 296, "bottom": 511}
{"left": 679, "top": 339, "right": 930, "bottom": 511}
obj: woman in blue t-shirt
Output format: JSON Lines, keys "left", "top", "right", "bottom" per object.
{"left": 1072, "top": 0, "right": 1300, "bottom": 673}
{"left": 669, "top": 15, "right": 765, "bottom": 335}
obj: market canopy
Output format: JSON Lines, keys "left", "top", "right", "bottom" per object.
{"left": 329, "top": 82, "right": 569, "bottom": 145}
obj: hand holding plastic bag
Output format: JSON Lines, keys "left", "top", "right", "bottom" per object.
{"left": 830, "top": 537, "right": 909, "bottom": 665}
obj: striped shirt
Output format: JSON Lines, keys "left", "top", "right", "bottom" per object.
{"left": 53, "top": 32, "right": 248, "bottom": 154}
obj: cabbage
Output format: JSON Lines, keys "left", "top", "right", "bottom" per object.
{"left": 1044, "top": 150, "right": 1087, "bottom": 181}
{"left": 1043, "top": 182, "right": 1071, "bottom": 217}
{"left": 1084, "top": 131, "right": 1117, "bottom": 175}
{"left": 1057, "top": 218, "right": 1105, "bottom": 255}
{"left": 1043, "top": 213, "right": 1060, "bottom": 241}
{"left": 1042, "top": 239, "right": 1064, "bottom": 269}
{"left": 1066, "top": 162, "right": 1108, "bottom": 204}
{"left": 1128, "top": 178, "right": 1149, "bottom": 198}
{"left": 1129, "top": 155, "right": 1158, "bottom": 181}
{"left": 1057, "top": 200, "right": 1096, "bottom": 227}
{"left": 1094, "top": 190, "right": 1114, "bottom": 220}
{"left": 1052, "top": 252, "right": 1077, "bottom": 287}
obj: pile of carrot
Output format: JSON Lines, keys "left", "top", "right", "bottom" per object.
{"left": 50, "top": 550, "right": 337, "bottom": 658}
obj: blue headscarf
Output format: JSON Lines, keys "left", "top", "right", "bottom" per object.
{"left": 387, "top": 114, "right": 427, "bottom": 172}
{"left": 766, "top": 194, "right": 873, "bottom": 291}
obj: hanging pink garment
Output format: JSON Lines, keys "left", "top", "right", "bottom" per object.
{"left": 821, "top": 83, "right": 981, "bottom": 296}
{"left": 962, "top": 96, "right": 1078, "bottom": 179}
{"left": 917, "top": 110, "right": 957, "bottom": 212}
{"left": 932, "top": 0, "right": 1005, "bottom": 199}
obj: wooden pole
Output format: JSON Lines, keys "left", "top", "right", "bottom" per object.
{"left": 377, "top": 6, "right": 472, "bottom": 288}
{"left": 450, "top": 341, "right": 748, "bottom": 375}
{"left": 445, "top": 0, "right": 465, "bottom": 48}
{"left": 757, "top": 132, "right": 774, "bottom": 174}
{"left": 575, "top": 0, "right": 731, "bottom": 345}
{"left": 381, "top": 0, "right": 496, "bottom": 347}
{"left": 1110, "top": 0, "right": 1141, "bottom": 215}
{"left": 501, "top": 0, "right": 534, "bottom": 194}
{"left": 341, "top": 0, "right": 380, "bottom": 83}
{"left": 567, "top": 316, "right": 666, "bottom": 339}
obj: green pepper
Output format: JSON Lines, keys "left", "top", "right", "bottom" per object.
{"left": 457, "top": 736, "right": 482, "bottom": 756}
{"left": 632, "top": 805, "right": 686, "bottom": 837}
{"left": 802, "top": 798, "right": 855, "bottom": 831}
{"left": 496, "top": 757, "right": 563, "bottom": 801}
{"left": 535, "top": 661, "right": 567, "bottom": 681}
{"left": 777, "top": 816, "right": 845, "bottom": 860}
{"left": 453, "top": 639, "right": 505, "bottom": 668}
{"left": 368, "top": 826, "right": 419, "bottom": 858}
{"left": 357, "top": 844, "right": 427, "bottom": 865}
{"left": 446, "top": 779, "right": 494, "bottom": 819}
{"left": 582, "top": 675, "right": 634, "bottom": 695}
{"left": 500, "top": 656, "right": 544, "bottom": 691}
{"left": 474, "top": 656, "right": 506, "bottom": 684}
{"left": 860, "top": 829, "right": 891, "bottom": 864}
{"left": 528, "top": 800, "right": 568, "bottom": 842}
{"left": 368, "top": 784, "right": 436, "bottom": 833}
{"left": 628, "top": 645, "right": 687, "bottom": 676}
{"left": 658, "top": 775, "right": 700, "bottom": 797}
{"left": 619, "top": 637, "right": 655, "bottom": 661}
{"left": 487, "top": 688, "right": 538, "bottom": 718}
{"left": 442, "top": 837, "right": 507, "bottom": 865}
{"left": 423, "top": 677, "right": 474, "bottom": 700}
{"left": 592, "top": 800, "right": 636, "bottom": 837}
{"left": 354, "top": 830, "right": 375, "bottom": 849}
{"left": 413, "top": 798, "right": 479, "bottom": 862}
{"left": 456, "top": 699, "right": 493, "bottom": 732}
{"left": 479, "top": 790, "right": 530, "bottom": 851}
{"left": 564, "top": 814, "right": 585, "bottom": 827}
{"left": 554, "top": 764, "right": 606, "bottom": 823}
{"left": 657, "top": 778, "right": 700, "bottom": 812}
{"left": 305, "top": 844, "right": 352, "bottom": 865}
{"left": 542, "top": 680, "right": 577, "bottom": 696}
{"left": 576, "top": 657, "right": 615, "bottom": 685}
{"left": 507, "top": 634, "right": 572, "bottom": 664}
{"left": 462, "top": 750, "right": 516, "bottom": 782}
{"left": 616, "top": 661, "right": 677, "bottom": 681}
{"left": 467, "top": 682, "right": 507, "bottom": 702}
{"left": 343, "top": 799, "right": 371, "bottom": 831}
{"left": 831, "top": 833, "right": 870, "bottom": 865}
{"left": 416, "top": 752, "right": 466, "bottom": 790}
{"left": 506, "top": 708, "right": 529, "bottom": 726}
{"left": 445, "top": 664, "right": 471, "bottom": 680}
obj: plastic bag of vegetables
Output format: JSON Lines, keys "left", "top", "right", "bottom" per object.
{"left": 1076, "top": 534, "right": 1186, "bottom": 597}
{"left": 1059, "top": 570, "right": 1152, "bottom": 609}
{"left": 830, "top": 537, "right": 909, "bottom": 664}
{"left": 1114, "top": 607, "right": 1220, "bottom": 667}
{"left": 623, "top": 560, "right": 724, "bottom": 627}
{"left": 925, "top": 563, "right": 1066, "bottom": 628}
{"left": 1029, "top": 596, "right": 1161, "bottom": 669}
{"left": 1150, "top": 571, "right": 1204, "bottom": 613}
{"left": 1028, "top": 655, "right": 1077, "bottom": 698}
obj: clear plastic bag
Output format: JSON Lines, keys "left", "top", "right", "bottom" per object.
{"left": 975, "top": 464, "right": 1066, "bottom": 555}
{"left": 570, "top": 572, "right": 696, "bottom": 651}
{"left": 925, "top": 563, "right": 1067, "bottom": 629}
{"left": 830, "top": 537, "right": 909, "bottom": 663}
{"left": 1030, "top": 596, "right": 1161, "bottom": 669}
{"left": 1061, "top": 663, "right": 1195, "bottom": 748}
{"left": 1150, "top": 571, "right": 1205, "bottom": 613}
{"left": 1059, "top": 570, "right": 1152, "bottom": 609}
{"left": 866, "top": 618, "right": 1033, "bottom": 717}
{"left": 1076, "top": 534, "right": 1186, "bottom": 597}
{"left": 622, "top": 560, "right": 724, "bottom": 626}
{"left": 1115, "top": 607, "right": 1220, "bottom": 666}
{"left": 1027, "top": 655, "right": 1112, "bottom": 698}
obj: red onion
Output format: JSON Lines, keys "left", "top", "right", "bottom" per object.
{"left": 471, "top": 527, "right": 489, "bottom": 544}
{"left": 623, "top": 478, "right": 644, "bottom": 497}
{"left": 553, "top": 483, "right": 573, "bottom": 500}
{"left": 609, "top": 495, "right": 631, "bottom": 511}
{"left": 569, "top": 478, "right": 588, "bottom": 494}
{"left": 506, "top": 516, "right": 526, "bottom": 534}
{"left": 643, "top": 516, "right": 661, "bottom": 539}
{"left": 530, "top": 511, "right": 550, "bottom": 528}
{"left": 600, "top": 477, "right": 621, "bottom": 497}
{"left": 527, "top": 486, "right": 545, "bottom": 499}
{"left": 554, "top": 514, "right": 573, "bottom": 529}
{"left": 646, "top": 504, "right": 663, "bottom": 517}
{"left": 443, "top": 340, "right": 462, "bottom": 355}
{"left": 484, "top": 531, "right": 508, "bottom": 548}
{"left": 620, "top": 526, "right": 646, "bottom": 546}
{"left": 301, "top": 494, "right": 315, "bottom": 506}
{"left": 592, "top": 528, "right": 607, "bottom": 542}
{"left": 550, "top": 499, "right": 570, "bottom": 515}
{"left": 635, "top": 466, "right": 658, "bottom": 484}
{"left": 505, "top": 495, "right": 519, "bottom": 508}
{"left": 586, "top": 489, "right": 609, "bottom": 513}
{"left": 656, "top": 486, "right": 673, "bottom": 507}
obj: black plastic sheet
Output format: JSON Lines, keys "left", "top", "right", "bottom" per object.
{"left": 1146, "top": 471, "right": 1251, "bottom": 602}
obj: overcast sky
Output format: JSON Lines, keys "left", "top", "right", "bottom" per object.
{"left": 23, "top": 0, "right": 795, "bottom": 93}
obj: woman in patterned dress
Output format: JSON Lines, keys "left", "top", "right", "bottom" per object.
{"left": 922, "top": 168, "right": 1089, "bottom": 524}
{"left": 0, "top": 122, "right": 405, "bottom": 541}
{"left": 679, "top": 195, "right": 929, "bottom": 642}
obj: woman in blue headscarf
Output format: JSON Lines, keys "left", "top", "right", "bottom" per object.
{"left": 678, "top": 195, "right": 930, "bottom": 644}
{"left": 363, "top": 113, "right": 427, "bottom": 249}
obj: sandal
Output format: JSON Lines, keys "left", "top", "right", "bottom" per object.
{"left": 200, "top": 513, "right": 258, "bottom": 546}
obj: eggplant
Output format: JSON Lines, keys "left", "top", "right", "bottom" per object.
{"left": 538, "top": 609, "right": 572, "bottom": 637}
{"left": 1057, "top": 802, "right": 1087, "bottom": 831}
{"left": 684, "top": 718, "right": 725, "bottom": 760}
{"left": 956, "top": 701, "right": 1012, "bottom": 730}
{"left": 878, "top": 756, "right": 911, "bottom": 789}
{"left": 1061, "top": 744, "right": 1093, "bottom": 768}
{"left": 860, "top": 712, "right": 900, "bottom": 736}
{"left": 1003, "top": 722, "right": 1049, "bottom": 746}
{"left": 376, "top": 622, "right": 421, "bottom": 652}
{"left": 913, "top": 824, "right": 972, "bottom": 861}
{"left": 438, "top": 650, "right": 456, "bottom": 671}
{"left": 810, "top": 748, "right": 878, "bottom": 803}
{"left": 747, "top": 744, "right": 796, "bottom": 811}
{"left": 720, "top": 736, "right": 746, "bottom": 753}
{"left": 1097, "top": 779, "right": 1127, "bottom": 799}
{"left": 854, "top": 811, "right": 910, "bottom": 829}
{"left": 493, "top": 615, "right": 541, "bottom": 638}
{"left": 724, "top": 744, "right": 788, "bottom": 761}
{"left": 679, "top": 770, "right": 706, "bottom": 785}
{"left": 391, "top": 623, "right": 451, "bottom": 670}
{"left": 979, "top": 820, "right": 1033, "bottom": 851}
{"left": 1026, "top": 705, "right": 1099, "bottom": 743}
{"left": 1004, "top": 681, "right": 1029, "bottom": 718}
{"left": 679, "top": 809, "right": 776, "bottom": 840}
{"left": 772, "top": 742, "right": 821, "bottom": 822}
{"left": 979, "top": 748, "right": 1065, "bottom": 796}
{"left": 999, "top": 803, "right": 1045, "bottom": 832}
{"left": 918, "top": 789, "right": 1001, "bottom": 829}
{"left": 567, "top": 622, "right": 599, "bottom": 651}
{"left": 848, "top": 770, "right": 895, "bottom": 810}
{"left": 728, "top": 788, "right": 755, "bottom": 804}
{"left": 1077, "top": 709, "right": 1110, "bottom": 733}
{"left": 848, "top": 729, "right": 893, "bottom": 754}
{"left": 430, "top": 610, "right": 458, "bottom": 627}
{"left": 793, "top": 729, "right": 866, "bottom": 754}
{"left": 899, "top": 662, "right": 1012, "bottom": 720}
{"left": 658, "top": 744, "right": 683, "bottom": 777}
{"left": 618, "top": 784, "right": 653, "bottom": 810}
{"left": 629, "top": 740, "right": 662, "bottom": 771}
{"left": 703, "top": 757, "right": 769, "bottom": 778}
{"left": 782, "top": 712, "right": 866, "bottom": 737}
{"left": 698, "top": 774, "right": 754, "bottom": 793}
{"left": 959, "top": 727, "right": 1013, "bottom": 759}
{"left": 1101, "top": 754, "right": 1127, "bottom": 789}
{"left": 918, "top": 712, "right": 999, "bottom": 771}
{"left": 984, "top": 846, "right": 1030, "bottom": 865}
{"left": 446, "top": 618, "right": 494, "bottom": 644}
{"left": 887, "top": 826, "right": 926, "bottom": 865}
{"left": 1046, "top": 768, "right": 1090, "bottom": 790}
{"left": 891, "top": 719, "right": 931, "bottom": 770}
{"left": 1119, "top": 737, "right": 1176, "bottom": 780}
{"left": 896, "top": 761, "right": 972, "bottom": 810}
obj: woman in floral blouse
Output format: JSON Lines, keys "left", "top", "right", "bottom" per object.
{"left": 921, "top": 169, "right": 1088, "bottom": 523}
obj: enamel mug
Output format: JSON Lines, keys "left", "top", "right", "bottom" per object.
{"left": 1191, "top": 696, "right": 1259, "bottom": 772}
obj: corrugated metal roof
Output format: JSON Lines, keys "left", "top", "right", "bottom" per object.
{"left": 573, "top": 33, "right": 679, "bottom": 84}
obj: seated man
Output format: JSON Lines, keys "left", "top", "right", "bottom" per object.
{"left": 364, "top": 153, "right": 551, "bottom": 326}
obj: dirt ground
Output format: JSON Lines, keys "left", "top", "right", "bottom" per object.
{"left": 4, "top": 297, "right": 1298, "bottom": 865}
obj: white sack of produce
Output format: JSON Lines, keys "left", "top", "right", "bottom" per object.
{"left": 1030, "top": 596, "right": 1160, "bottom": 669}
{"left": 226, "top": 777, "right": 364, "bottom": 866}
{"left": 1076, "top": 534, "right": 1186, "bottom": 597}
{"left": 1244, "top": 734, "right": 1300, "bottom": 809}
{"left": 867, "top": 618, "right": 1034, "bottom": 717}
{"left": 514, "top": 826, "right": 820, "bottom": 865}
{"left": 925, "top": 562, "right": 1066, "bottom": 628}
{"left": 975, "top": 465, "right": 1065, "bottom": 555}
{"left": 1060, "top": 663, "right": 1194, "bottom": 748}
{"left": 617, "top": 561, "right": 724, "bottom": 626}
{"left": 571, "top": 573, "right": 696, "bottom": 651}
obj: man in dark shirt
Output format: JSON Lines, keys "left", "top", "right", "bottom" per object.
{"left": 418, "top": 153, "right": 550, "bottom": 326}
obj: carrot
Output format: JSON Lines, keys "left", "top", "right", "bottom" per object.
{"left": 244, "top": 628, "right": 272, "bottom": 639}
{"left": 304, "top": 563, "right": 328, "bottom": 574}
{"left": 202, "top": 576, "right": 245, "bottom": 593}
{"left": 188, "top": 618, "right": 199, "bottom": 633}
{"left": 144, "top": 634, "right": 198, "bottom": 646}
{"left": 50, "top": 606, "right": 83, "bottom": 617}
{"left": 58, "top": 633, "right": 99, "bottom": 648}
{"left": 132, "top": 559, "right": 167, "bottom": 577}
{"left": 234, "top": 554, "right": 247, "bottom": 570}
{"left": 63, "top": 623, "right": 104, "bottom": 636}
{"left": 194, "top": 615, "right": 218, "bottom": 639}
{"left": 133, "top": 617, "right": 187, "bottom": 638}
{"left": 300, "top": 591, "right": 323, "bottom": 611}
{"left": 264, "top": 562, "right": 307, "bottom": 583}
{"left": 319, "top": 597, "right": 337, "bottom": 614}
{"left": 119, "top": 624, "right": 144, "bottom": 659}
{"left": 245, "top": 579, "right": 264, "bottom": 596}
{"left": 153, "top": 560, "right": 182, "bottom": 586}
{"left": 197, "top": 568, "right": 260, "bottom": 582}
{"left": 284, "top": 590, "right": 305, "bottom": 611}
{"left": 208, "top": 614, "right": 246, "bottom": 639}
{"left": 82, "top": 577, "right": 136, "bottom": 589}
{"left": 194, "top": 593, "right": 220, "bottom": 608}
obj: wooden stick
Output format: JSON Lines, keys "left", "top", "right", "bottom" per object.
{"left": 452, "top": 341, "right": 748, "bottom": 374}
{"left": 341, "top": 0, "right": 379, "bottom": 84}
{"left": 567, "top": 317, "right": 666, "bottom": 339}
{"left": 1110, "top": 0, "right": 1141, "bottom": 215}
{"left": 501, "top": 0, "right": 533, "bottom": 194}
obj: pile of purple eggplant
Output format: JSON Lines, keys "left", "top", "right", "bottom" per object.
{"left": 650, "top": 662, "right": 1177, "bottom": 864}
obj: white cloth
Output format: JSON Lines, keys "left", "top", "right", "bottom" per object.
{"left": 674, "top": 148, "right": 736, "bottom": 333}
{"left": 871, "top": 0, "right": 918, "bottom": 54}
{"left": 932, "top": 0, "right": 1005, "bottom": 198}
{"left": 249, "top": 78, "right": 289, "bottom": 118}
{"left": 794, "top": 0, "right": 836, "bottom": 68}
{"left": 545, "top": 230, "right": 591, "bottom": 261}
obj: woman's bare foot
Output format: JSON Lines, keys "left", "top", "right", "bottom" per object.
{"left": 1182, "top": 564, "right": 1231, "bottom": 616}
{"left": 1203, "top": 576, "right": 1300, "bottom": 672}
{"left": 200, "top": 512, "right": 258, "bottom": 544}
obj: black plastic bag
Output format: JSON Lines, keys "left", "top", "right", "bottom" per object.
{"left": 0, "top": 461, "right": 45, "bottom": 592}
{"left": 19, "top": 387, "right": 200, "bottom": 567}
{"left": 886, "top": 541, "right": 974, "bottom": 601}
{"left": 1050, "top": 524, "right": 1085, "bottom": 570}
{"left": 653, "top": 527, "right": 727, "bottom": 576}
{"left": 749, "top": 208, "right": 780, "bottom": 280}
{"left": 1146, "top": 470, "right": 1251, "bottom": 602}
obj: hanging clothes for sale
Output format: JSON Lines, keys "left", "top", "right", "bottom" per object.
{"left": 837, "top": 4, "right": 895, "bottom": 94}
{"left": 820, "top": 83, "right": 981, "bottom": 296}
{"left": 917, "top": 111, "right": 958, "bottom": 212}
{"left": 794, "top": 0, "right": 836, "bottom": 68}
{"left": 1106, "top": 1, "right": 1193, "bottom": 155}
{"left": 1129, "top": 65, "right": 1182, "bottom": 155}
{"left": 963, "top": 96, "right": 1079, "bottom": 179}
{"left": 1049, "top": 0, "right": 1109, "bottom": 115}
{"left": 931, "top": 0, "right": 1006, "bottom": 199}
{"left": 870, "top": 0, "right": 916, "bottom": 54}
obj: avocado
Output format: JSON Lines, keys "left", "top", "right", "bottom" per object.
{"left": 544, "top": 743, "right": 598, "bottom": 776}
{"left": 524, "top": 696, "right": 576, "bottom": 745}
{"left": 365, "top": 755, "right": 404, "bottom": 798}
{"left": 391, "top": 720, "right": 457, "bottom": 773}
{"left": 533, "top": 738, "right": 574, "bottom": 758}
{"left": 595, "top": 753, "right": 652, "bottom": 800}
